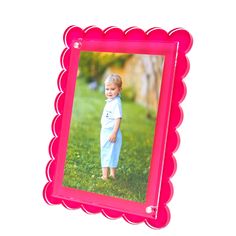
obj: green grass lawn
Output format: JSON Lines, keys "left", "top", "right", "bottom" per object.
{"left": 63, "top": 78, "right": 156, "bottom": 202}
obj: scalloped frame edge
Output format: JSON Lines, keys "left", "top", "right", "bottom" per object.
{"left": 43, "top": 25, "right": 193, "bottom": 229}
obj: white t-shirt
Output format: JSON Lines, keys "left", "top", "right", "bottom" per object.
{"left": 101, "top": 95, "right": 122, "bottom": 128}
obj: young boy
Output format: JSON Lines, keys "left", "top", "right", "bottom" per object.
{"left": 100, "top": 74, "right": 122, "bottom": 180}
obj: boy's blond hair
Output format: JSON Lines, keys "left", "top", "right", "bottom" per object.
{"left": 104, "top": 74, "right": 122, "bottom": 88}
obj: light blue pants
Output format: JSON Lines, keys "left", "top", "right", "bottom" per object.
{"left": 100, "top": 128, "right": 122, "bottom": 168}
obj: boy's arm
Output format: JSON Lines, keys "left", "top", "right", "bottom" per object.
{"left": 108, "top": 118, "right": 121, "bottom": 142}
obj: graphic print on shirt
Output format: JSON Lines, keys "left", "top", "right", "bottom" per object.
{"left": 105, "top": 110, "right": 113, "bottom": 119}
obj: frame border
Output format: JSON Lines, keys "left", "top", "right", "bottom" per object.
{"left": 43, "top": 26, "right": 193, "bottom": 229}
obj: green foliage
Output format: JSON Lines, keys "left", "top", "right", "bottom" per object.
{"left": 121, "top": 87, "right": 136, "bottom": 102}
{"left": 78, "top": 52, "right": 132, "bottom": 83}
{"left": 63, "top": 79, "right": 156, "bottom": 202}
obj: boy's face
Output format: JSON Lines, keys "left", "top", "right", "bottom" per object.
{"left": 105, "top": 82, "right": 121, "bottom": 99}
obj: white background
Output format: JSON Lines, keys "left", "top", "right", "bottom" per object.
{"left": 0, "top": 0, "right": 236, "bottom": 235}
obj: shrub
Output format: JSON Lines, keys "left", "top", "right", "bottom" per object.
{"left": 121, "top": 87, "right": 136, "bottom": 102}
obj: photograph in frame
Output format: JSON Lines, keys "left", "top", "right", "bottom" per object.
{"left": 63, "top": 51, "right": 165, "bottom": 203}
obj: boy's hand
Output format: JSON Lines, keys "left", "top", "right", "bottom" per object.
{"left": 108, "top": 132, "right": 117, "bottom": 143}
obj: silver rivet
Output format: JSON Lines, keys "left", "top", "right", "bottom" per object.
{"left": 74, "top": 42, "right": 80, "bottom": 48}
{"left": 146, "top": 206, "right": 152, "bottom": 214}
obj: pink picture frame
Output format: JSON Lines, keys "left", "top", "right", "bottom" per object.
{"left": 43, "top": 25, "right": 193, "bottom": 229}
